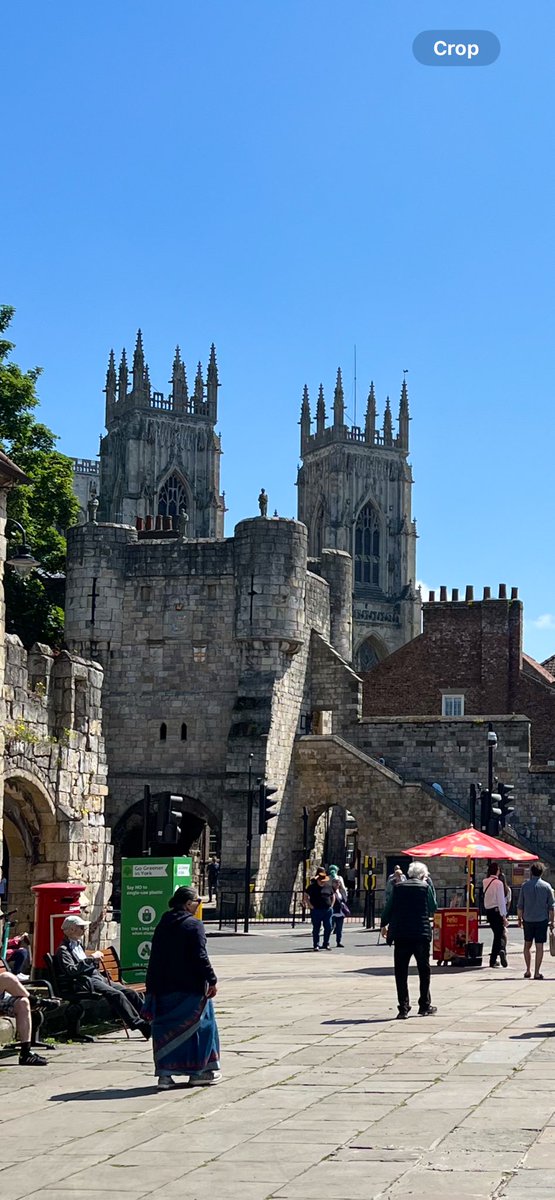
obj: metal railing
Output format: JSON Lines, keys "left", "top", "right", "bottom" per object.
{"left": 217, "top": 886, "right": 474, "bottom": 932}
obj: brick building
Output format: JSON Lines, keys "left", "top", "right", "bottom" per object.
{"left": 363, "top": 585, "right": 555, "bottom": 764}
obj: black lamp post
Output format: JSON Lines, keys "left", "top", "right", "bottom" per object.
{"left": 243, "top": 754, "right": 254, "bottom": 934}
{"left": 6, "top": 519, "right": 39, "bottom": 577}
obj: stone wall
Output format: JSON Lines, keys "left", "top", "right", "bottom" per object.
{"left": 3, "top": 636, "right": 113, "bottom": 939}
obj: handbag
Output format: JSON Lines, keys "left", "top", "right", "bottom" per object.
{"left": 549, "top": 929, "right": 555, "bottom": 958}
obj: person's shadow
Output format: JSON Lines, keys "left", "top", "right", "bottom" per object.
{"left": 49, "top": 1084, "right": 190, "bottom": 1101}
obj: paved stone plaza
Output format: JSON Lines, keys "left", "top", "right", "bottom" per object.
{"left": 1, "top": 925, "right": 555, "bottom": 1199}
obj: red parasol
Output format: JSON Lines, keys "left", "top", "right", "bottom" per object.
{"left": 404, "top": 827, "right": 538, "bottom": 862}
{"left": 403, "top": 826, "right": 538, "bottom": 945}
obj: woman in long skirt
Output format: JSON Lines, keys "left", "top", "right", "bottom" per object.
{"left": 145, "top": 885, "right": 221, "bottom": 1090}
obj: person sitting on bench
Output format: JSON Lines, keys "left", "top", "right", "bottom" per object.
{"left": 0, "top": 962, "right": 50, "bottom": 1066}
{"left": 54, "top": 916, "right": 150, "bottom": 1039}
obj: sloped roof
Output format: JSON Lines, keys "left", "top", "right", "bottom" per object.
{"left": 0, "top": 449, "right": 28, "bottom": 485}
{"left": 542, "top": 653, "right": 555, "bottom": 678}
{"left": 523, "top": 652, "right": 555, "bottom": 684}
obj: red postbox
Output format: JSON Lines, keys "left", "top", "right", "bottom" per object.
{"left": 31, "top": 882, "right": 87, "bottom": 974}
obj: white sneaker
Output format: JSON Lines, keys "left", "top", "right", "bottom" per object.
{"left": 188, "top": 1070, "right": 222, "bottom": 1087}
{"left": 157, "top": 1075, "right": 177, "bottom": 1090}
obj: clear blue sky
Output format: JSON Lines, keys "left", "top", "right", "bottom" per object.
{"left": 3, "top": 2, "right": 555, "bottom": 659}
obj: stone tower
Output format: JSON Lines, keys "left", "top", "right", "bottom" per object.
{"left": 97, "top": 332, "right": 225, "bottom": 537}
{"left": 297, "top": 371, "right": 420, "bottom": 669}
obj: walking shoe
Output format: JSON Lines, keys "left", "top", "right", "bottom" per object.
{"left": 157, "top": 1075, "right": 177, "bottom": 1090}
{"left": 418, "top": 1006, "right": 438, "bottom": 1017}
{"left": 323, "top": 944, "right": 332, "bottom": 951}
{"left": 534, "top": 973, "right": 544, "bottom": 980}
{"left": 137, "top": 1021, "right": 152, "bottom": 1040}
{"left": 313, "top": 946, "right": 320, "bottom": 951}
{"left": 489, "top": 961, "right": 499, "bottom": 968}
{"left": 524, "top": 971, "right": 532, "bottom": 978}
{"left": 500, "top": 952, "right": 508, "bottom": 968}
{"left": 396, "top": 1006, "right": 411, "bottom": 1020}
{"left": 19, "top": 1050, "right": 48, "bottom": 1066}
{"left": 188, "top": 1070, "right": 222, "bottom": 1087}
{"left": 336, "top": 942, "right": 344, "bottom": 948}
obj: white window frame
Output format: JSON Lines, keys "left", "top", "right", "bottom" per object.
{"left": 441, "top": 692, "right": 465, "bottom": 718}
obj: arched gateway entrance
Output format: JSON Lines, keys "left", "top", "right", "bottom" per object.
{"left": 2, "top": 774, "right": 58, "bottom": 929}
{"left": 110, "top": 795, "right": 221, "bottom": 909}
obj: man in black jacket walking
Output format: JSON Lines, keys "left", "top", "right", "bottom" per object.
{"left": 54, "top": 916, "right": 150, "bottom": 1038}
{"left": 381, "top": 862, "right": 437, "bottom": 1019}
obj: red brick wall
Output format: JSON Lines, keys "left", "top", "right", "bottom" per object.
{"left": 364, "top": 599, "right": 523, "bottom": 717}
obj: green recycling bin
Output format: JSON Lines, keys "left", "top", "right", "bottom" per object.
{"left": 120, "top": 856, "right": 193, "bottom": 984}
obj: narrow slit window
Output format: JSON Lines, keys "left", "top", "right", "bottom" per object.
{"left": 159, "top": 722, "right": 167, "bottom": 741}
{"left": 181, "top": 722, "right": 187, "bottom": 741}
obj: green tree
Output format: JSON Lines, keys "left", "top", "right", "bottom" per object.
{"left": 0, "top": 305, "right": 78, "bottom": 647}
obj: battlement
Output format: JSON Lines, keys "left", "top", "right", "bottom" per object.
{"left": 72, "top": 458, "right": 100, "bottom": 475}
{"left": 426, "top": 585, "right": 520, "bottom": 604}
{"left": 5, "top": 634, "right": 104, "bottom": 739}
{"left": 104, "top": 331, "right": 219, "bottom": 428}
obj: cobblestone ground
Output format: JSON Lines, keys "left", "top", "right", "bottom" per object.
{"left": 1, "top": 925, "right": 555, "bottom": 1199}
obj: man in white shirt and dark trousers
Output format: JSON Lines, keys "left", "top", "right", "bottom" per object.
{"left": 482, "top": 862, "right": 508, "bottom": 968}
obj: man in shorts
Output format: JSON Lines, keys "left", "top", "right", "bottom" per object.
{"left": 0, "top": 965, "right": 49, "bottom": 1065}
{"left": 517, "top": 862, "right": 555, "bottom": 980}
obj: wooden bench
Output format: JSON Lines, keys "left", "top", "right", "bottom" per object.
{"left": 96, "top": 947, "right": 146, "bottom": 994}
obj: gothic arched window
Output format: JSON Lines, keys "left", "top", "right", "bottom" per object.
{"left": 158, "top": 475, "right": 187, "bottom": 519}
{"left": 354, "top": 503, "right": 380, "bottom": 586}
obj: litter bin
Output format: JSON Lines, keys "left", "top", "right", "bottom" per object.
{"left": 433, "top": 908, "right": 481, "bottom": 966}
{"left": 31, "top": 882, "right": 87, "bottom": 976}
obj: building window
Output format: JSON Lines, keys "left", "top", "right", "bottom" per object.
{"left": 442, "top": 694, "right": 465, "bottom": 717}
{"left": 354, "top": 503, "right": 380, "bottom": 586}
{"left": 158, "top": 475, "right": 187, "bottom": 519}
{"left": 181, "top": 722, "right": 187, "bottom": 741}
{"left": 159, "top": 722, "right": 167, "bottom": 741}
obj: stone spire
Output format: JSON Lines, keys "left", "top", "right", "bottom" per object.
{"left": 333, "top": 367, "right": 345, "bottom": 429}
{"left": 383, "top": 396, "right": 393, "bottom": 446}
{"left": 397, "top": 377, "right": 409, "bottom": 450}
{"left": 365, "top": 381, "right": 376, "bottom": 444}
{"left": 316, "top": 384, "right": 326, "bottom": 436}
{"left": 143, "top": 360, "right": 151, "bottom": 402}
{"left": 194, "top": 361, "right": 204, "bottom": 413}
{"left": 104, "top": 349, "right": 117, "bottom": 426}
{"left": 300, "top": 384, "right": 311, "bottom": 455}
{"left": 118, "top": 348, "right": 128, "bottom": 406}
{"left": 132, "top": 329, "right": 145, "bottom": 399}
{"left": 207, "top": 343, "right": 219, "bottom": 421}
{"left": 171, "top": 346, "right": 188, "bottom": 412}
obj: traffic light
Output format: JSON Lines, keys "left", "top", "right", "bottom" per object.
{"left": 258, "top": 780, "right": 278, "bottom": 835}
{"left": 498, "top": 782, "right": 515, "bottom": 829}
{"left": 155, "top": 793, "right": 184, "bottom": 844}
{"left": 480, "top": 789, "right": 490, "bottom": 832}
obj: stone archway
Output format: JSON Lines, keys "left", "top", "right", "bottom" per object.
{"left": 110, "top": 794, "right": 221, "bottom": 909}
{"left": 2, "top": 773, "right": 58, "bottom": 929}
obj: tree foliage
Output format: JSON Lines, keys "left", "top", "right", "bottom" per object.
{"left": 0, "top": 306, "right": 78, "bottom": 647}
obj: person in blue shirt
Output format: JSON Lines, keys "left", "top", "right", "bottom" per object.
{"left": 517, "top": 863, "right": 555, "bottom": 980}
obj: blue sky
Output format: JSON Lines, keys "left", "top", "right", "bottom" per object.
{"left": 3, "top": 1, "right": 555, "bottom": 659}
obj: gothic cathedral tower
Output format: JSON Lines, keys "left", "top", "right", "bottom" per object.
{"left": 297, "top": 370, "right": 420, "bottom": 670}
{"left": 97, "top": 331, "right": 225, "bottom": 537}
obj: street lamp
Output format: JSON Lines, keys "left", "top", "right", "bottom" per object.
{"left": 6, "top": 520, "right": 39, "bottom": 577}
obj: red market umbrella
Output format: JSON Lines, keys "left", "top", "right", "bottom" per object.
{"left": 404, "top": 827, "right": 538, "bottom": 863}
{"left": 403, "top": 826, "right": 538, "bottom": 944}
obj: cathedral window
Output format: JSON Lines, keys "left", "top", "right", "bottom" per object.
{"left": 158, "top": 475, "right": 187, "bottom": 519}
{"left": 354, "top": 503, "right": 380, "bottom": 586}
{"left": 159, "top": 722, "right": 167, "bottom": 741}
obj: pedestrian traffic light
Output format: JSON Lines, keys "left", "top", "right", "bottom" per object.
{"left": 258, "top": 781, "right": 278, "bottom": 835}
{"left": 155, "top": 793, "right": 184, "bottom": 844}
{"left": 480, "top": 789, "right": 490, "bottom": 832}
{"left": 498, "top": 782, "right": 515, "bottom": 829}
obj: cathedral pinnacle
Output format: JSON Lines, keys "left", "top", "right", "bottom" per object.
{"left": 171, "top": 346, "right": 188, "bottom": 411}
{"left": 333, "top": 367, "right": 345, "bottom": 428}
{"left": 300, "top": 384, "right": 311, "bottom": 455}
{"left": 194, "top": 361, "right": 205, "bottom": 412}
{"left": 104, "top": 349, "right": 117, "bottom": 425}
{"left": 316, "top": 383, "right": 326, "bottom": 436}
{"left": 365, "top": 381, "right": 376, "bottom": 444}
{"left": 383, "top": 396, "right": 393, "bottom": 446}
{"left": 398, "top": 377, "right": 409, "bottom": 450}
{"left": 132, "top": 329, "right": 145, "bottom": 396}
{"left": 118, "top": 348, "right": 129, "bottom": 404}
{"left": 207, "top": 344, "right": 219, "bottom": 420}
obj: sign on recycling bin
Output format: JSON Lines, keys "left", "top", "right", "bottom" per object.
{"left": 120, "top": 856, "right": 193, "bottom": 983}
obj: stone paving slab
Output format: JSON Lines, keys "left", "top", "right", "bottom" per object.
{"left": 3, "top": 928, "right": 555, "bottom": 1198}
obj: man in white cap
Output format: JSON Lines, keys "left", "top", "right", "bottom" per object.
{"left": 54, "top": 916, "right": 150, "bottom": 1038}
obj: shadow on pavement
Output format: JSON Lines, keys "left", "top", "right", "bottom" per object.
{"left": 48, "top": 1085, "right": 177, "bottom": 1101}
